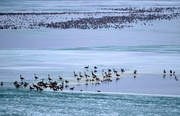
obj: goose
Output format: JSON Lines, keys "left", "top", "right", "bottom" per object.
{"left": 15, "top": 84, "right": 21, "bottom": 88}
{"left": 173, "top": 71, "right": 175, "bottom": 76}
{"left": 94, "top": 66, "right": 97, "bottom": 69}
{"left": 84, "top": 65, "right": 89, "bottom": 70}
{"left": 34, "top": 74, "right": 38, "bottom": 80}
{"left": 163, "top": 69, "right": 166, "bottom": 74}
{"left": 48, "top": 74, "right": 52, "bottom": 81}
{"left": 70, "top": 87, "right": 75, "bottom": 90}
{"left": 92, "top": 71, "right": 97, "bottom": 78}
{"left": 53, "top": 87, "right": 58, "bottom": 91}
{"left": 96, "top": 78, "right": 100, "bottom": 81}
{"left": 121, "top": 68, "right": 125, "bottom": 73}
{"left": 86, "top": 79, "right": 89, "bottom": 82}
{"left": 65, "top": 85, "right": 69, "bottom": 88}
{"left": 73, "top": 71, "right": 78, "bottom": 77}
{"left": 77, "top": 78, "right": 81, "bottom": 81}
{"left": 94, "top": 70, "right": 97, "bottom": 73}
{"left": 84, "top": 71, "right": 90, "bottom": 78}
{"left": 113, "top": 68, "right": 117, "bottom": 73}
{"left": 65, "top": 80, "right": 69, "bottom": 84}
{"left": 102, "top": 73, "right": 106, "bottom": 78}
{"left": 20, "top": 75, "right": 24, "bottom": 81}
{"left": 79, "top": 72, "right": 83, "bottom": 78}
{"left": 116, "top": 73, "right": 120, "bottom": 77}
{"left": 39, "top": 87, "right": 43, "bottom": 91}
{"left": 170, "top": 70, "right": 172, "bottom": 74}
{"left": 134, "top": 69, "right": 137, "bottom": 74}
{"left": 14, "top": 81, "right": 18, "bottom": 85}
{"left": 105, "top": 72, "right": 111, "bottom": 78}
{"left": 29, "top": 86, "right": 34, "bottom": 90}
{"left": 59, "top": 76, "right": 63, "bottom": 80}
{"left": 23, "top": 82, "right": 29, "bottom": 87}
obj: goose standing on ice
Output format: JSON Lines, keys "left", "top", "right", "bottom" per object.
{"left": 59, "top": 76, "right": 63, "bottom": 80}
{"left": 34, "top": 74, "right": 38, "bottom": 80}
{"left": 79, "top": 72, "right": 83, "bottom": 78}
{"left": 170, "top": 70, "right": 172, "bottom": 74}
{"left": 73, "top": 71, "right": 78, "bottom": 77}
{"left": 48, "top": 74, "right": 52, "bottom": 81}
{"left": 20, "top": 75, "right": 24, "bottom": 81}
{"left": 70, "top": 87, "right": 75, "bottom": 91}
{"left": 163, "top": 69, "right": 166, "bottom": 74}
{"left": 84, "top": 65, "right": 89, "bottom": 70}
{"left": 134, "top": 69, "right": 137, "bottom": 74}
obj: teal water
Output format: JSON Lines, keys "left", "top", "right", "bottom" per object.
{"left": 0, "top": 87, "right": 180, "bottom": 116}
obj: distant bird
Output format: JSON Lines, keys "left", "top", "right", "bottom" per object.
{"left": 105, "top": 72, "right": 111, "bottom": 78}
{"left": 96, "top": 78, "right": 100, "bottom": 81}
{"left": 113, "top": 68, "right": 118, "bottom": 73}
{"left": 77, "top": 78, "right": 81, "bottom": 81}
{"left": 94, "top": 70, "right": 97, "bottom": 73}
{"left": 94, "top": 66, "right": 97, "bottom": 69}
{"left": 73, "top": 71, "right": 78, "bottom": 77}
{"left": 14, "top": 81, "right": 18, "bottom": 85}
{"left": 92, "top": 71, "right": 97, "bottom": 78}
{"left": 134, "top": 69, "right": 137, "bottom": 74}
{"left": 59, "top": 76, "right": 63, "bottom": 80}
{"left": 29, "top": 86, "right": 34, "bottom": 90}
{"left": 86, "top": 79, "right": 89, "bottom": 82}
{"left": 23, "top": 82, "right": 29, "bottom": 87}
{"left": 14, "top": 84, "right": 21, "bottom": 88}
{"left": 102, "top": 73, "right": 106, "bottom": 78}
{"left": 70, "top": 87, "right": 75, "bottom": 90}
{"left": 34, "top": 74, "right": 38, "bottom": 80}
{"left": 116, "top": 73, "right": 120, "bottom": 77}
{"left": 84, "top": 65, "right": 89, "bottom": 70}
{"left": 84, "top": 71, "right": 90, "bottom": 78}
{"left": 173, "top": 71, "right": 175, "bottom": 76}
{"left": 48, "top": 74, "right": 52, "bottom": 81}
{"left": 121, "top": 68, "right": 125, "bottom": 73}
{"left": 163, "top": 69, "right": 166, "bottom": 74}
{"left": 79, "top": 72, "right": 83, "bottom": 78}
{"left": 170, "top": 70, "right": 172, "bottom": 74}
{"left": 65, "top": 80, "right": 69, "bottom": 84}
{"left": 38, "top": 87, "right": 43, "bottom": 91}
{"left": 20, "top": 75, "right": 24, "bottom": 81}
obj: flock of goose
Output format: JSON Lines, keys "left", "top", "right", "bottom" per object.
{"left": 0, "top": 65, "right": 178, "bottom": 92}
{"left": 0, "top": 65, "right": 136, "bottom": 92}
{"left": 0, "top": 7, "right": 179, "bottom": 30}
{"left": 163, "top": 69, "right": 178, "bottom": 81}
